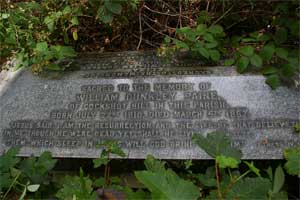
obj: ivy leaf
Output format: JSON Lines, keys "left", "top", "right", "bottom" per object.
{"left": 209, "top": 50, "right": 220, "bottom": 62}
{"left": 237, "top": 56, "right": 250, "bottom": 73}
{"left": 192, "top": 132, "right": 242, "bottom": 159}
{"left": 216, "top": 155, "right": 240, "bottom": 169}
{"left": 135, "top": 170, "right": 199, "bottom": 200}
{"left": 273, "top": 165, "right": 285, "bottom": 194}
{"left": 227, "top": 177, "right": 271, "bottom": 200}
{"left": 224, "top": 58, "right": 235, "bottom": 66}
{"left": 244, "top": 161, "right": 261, "bottom": 176}
{"left": 250, "top": 54, "right": 263, "bottom": 67}
{"left": 239, "top": 46, "right": 254, "bottom": 57}
{"left": 284, "top": 147, "right": 300, "bottom": 175}
{"left": 276, "top": 48, "right": 289, "bottom": 60}
{"left": 260, "top": 43, "right": 275, "bottom": 61}
{"left": 274, "top": 28, "right": 288, "bottom": 45}
{"left": 207, "top": 25, "right": 223, "bottom": 34}
{"left": 266, "top": 74, "right": 281, "bottom": 89}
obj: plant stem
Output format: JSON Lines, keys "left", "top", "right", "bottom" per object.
{"left": 215, "top": 160, "right": 223, "bottom": 200}
{"left": 2, "top": 170, "right": 21, "bottom": 200}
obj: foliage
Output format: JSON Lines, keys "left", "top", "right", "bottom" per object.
{"left": 0, "top": 148, "right": 56, "bottom": 200}
{"left": 56, "top": 168, "right": 97, "bottom": 200}
{"left": 283, "top": 147, "right": 300, "bottom": 175}
{"left": 135, "top": 155, "right": 200, "bottom": 200}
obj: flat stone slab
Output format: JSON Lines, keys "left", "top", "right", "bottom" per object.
{"left": 0, "top": 51, "right": 299, "bottom": 159}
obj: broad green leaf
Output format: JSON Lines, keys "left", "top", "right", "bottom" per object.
{"left": 174, "top": 40, "right": 189, "bottom": 49}
{"left": 244, "top": 161, "right": 261, "bottom": 176}
{"left": 260, "top": 43, "right": 275, "bottom": 61}
{"left": 273, "top": 165, "right": 285, "bottom": 193}
{"left": 105, "top": 1, "right": 122, "bottom": 15}
{"left": 284, "top": 147, "right": 300, "bottom": 175}
{"left": 276, "top": 48, "right": 289, "bottom": 60}
{"left": 262, "top": 66, "right": 278, "bottom": 75}
{"left": 192, "top": 132, "right": 242, "bottom": 159}
{"left": 274, "top": 28, "right": 288, "bottom": 45}
{"left": 216, "top": 155, "right": 239, "bottom": 168}
{"left": 266, "top": 74, "right": 281, "bottom": 89}
{"left": 50, "top": 45, "right": 76, "bottom": 59}
{"left": 97, "top": 7, "right": 113, "bottom": 23}
{"left": 196, "top": 24, "right": 207, "bottom": 35}
{"left": 71, "top": 17, "right": 79, "bottom": 26}
{"left": 207, "top": 25, "right": 223, "bottom": 34}
{"left": 224, "top": 59, "right": 235, "bottom": 66}
{"left": 35, "top": 42, "right": 48, "bottom": 53}
{"left": 198, "top": 47, "right": 209, "bottom": 59}
{"left": 227, "top": 177, "right": 271, "bottom": 200}
{"left": 250, "top": 54, "right": 263, "bottom": 67}
{"left": 135, "top": 170, "right": 199, "bottom": 200}
{"left": 281, "top": 64, "right": 294, "bottom": 78}
{"left": 205, "top": 41, "right": 218, "bottom": 49}
{"left": 124, "top": 187, "right": 150, "bottom": 200}
{"left": 93, "top": 177, "right": 105, "bottom": 187}
{"left": 144, "top": 155, "right": 166, "bottom": 173}
{"left": 0, "top": 147, "right": 20, "bottom": 172}
{"left": 237, "top": 56, "right": 250, "bottom": 73}
{"left": 93, "top": 157, "right": 109, "bottom": 168}
{"left": 203, "top": 33, "right": 215, "bottom": 43}
{"left": 27, "top": 184, "right": 40, "bottom": 192}
{"left": 239, "top": 46, "right": 254, "bottom": 57}
{"left": 56, "top": 174, "right": 97, "bottom": 200}
{"left": 195, "top": 170, "right": 216, "bottom": 187}
{"left": 209, "top": 50, "right": 220, "bottom": 61}
{"left": 63, "top": 6, "right": 72, "bottom": 14}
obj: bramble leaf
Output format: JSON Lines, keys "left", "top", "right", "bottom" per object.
{"left": 239, "top": 46, "right": 254, "bottom": 57}
{"left": 192, "top": 132, "right": 242, "bottom": 159}
{"left": 237, "top": 56, "right": 250, "bottom": 73}
{"left": 216, "top": 155, "right": 240, "bottom": 168}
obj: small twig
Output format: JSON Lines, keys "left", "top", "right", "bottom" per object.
{"left": 206, "top": 0, "right": 211, "bottom": 12}
{"left": 213, "top": 5, "right": 234, "bottom": 25}
{"left": 133, "top": 34, "right": 160, "bottom": 47}
{"left": 137, "top": 1, "right": 144, "bottom": 50}
{"left": 215, "top": 160, "right": 223, "bottom": 200}
{"left": 143, "top": 19, "right": 169, "bottom": 37}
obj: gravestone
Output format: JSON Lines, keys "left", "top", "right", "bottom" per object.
{"left": 0, "top": 51, "right": 299, "bottom": 159}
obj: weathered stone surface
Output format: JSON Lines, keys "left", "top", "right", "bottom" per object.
{"left": 0, "top": 51, "right": 299, "bottom": 159}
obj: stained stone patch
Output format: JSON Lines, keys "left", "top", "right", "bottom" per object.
{"left": 0, "top": 51, "right": 299, "bottom": 159}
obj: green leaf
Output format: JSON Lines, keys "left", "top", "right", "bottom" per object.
{"left": 50, "top": 45, "right": 76, "bottom": 59}
{"left": 56, "top": 174, "right": 97, "bottom": 200}
{"left": 237, "top": 56, "right": 250, "bottom": 73}
{"left": 27, "top": 184, "right": 40, "bottom": 192}
{"left": 203, "top": 33, "right": 215, "bottom": 43}
{"left": 216, "top": 155, "right": 239, "bottom": 168}
{"left": 224, "top": 59, "right": 235, "bottom": 66}
{"left": 174, "top": 40, "right": 189, "bottom": 49}
{"left": 239, "top": 46, "right": 254, "bottom": 57}
{"left": 260, "top": 43, "right": 275, "bottom": 61}
{"left": 262, "top": 66, "right": 278, "bottom": 75}
{"left": 144, "top": 155, "right": 166, "bottom": 173}
{"left": 274, "top": 28, "right": 288, "bottom": 45}
{"left": 135, "top": 170, "right": 199, "bottom": 200}
{"left": 266, "top": 74, "right": 281, "bottom": 89}
{"left": 93, "top": 157, "right": 109, "bottom": 168}
{"left": 284, "top": 147, "right": 300, "bottom": 175}
{"left": 205, "top": 41, "right": 218, "bottom": 49}
{"left": 227, "top": 177, "right": 271, "bottom": 200}
{"left": 198, "top": 47, "right": 210, "bottom": 59}
{"left": 105, "top": 1, "right": 123, "bottom": 15}
{"left": 195, "top": 166, "right": 216, "bottom": 187}
{"left": 209, "top": 50, "right": 220, "bottom": 62}
{"left": 35, "top": 42, "right": 48, "bottom": 54}
{"left": 207, "top": 25, "right": 223, "bottom": 34}
{"left": 281, "top": 64, "right": 294, "bottom": 78}
{"left": 276, "top": 48, "right": 289, "bottom": 60}
{"left": 71, "top": 17, "right": 79, "bottom": 26}
{"left": 192, "top": 132, "right": 242, "bottom": 159}
{"left": 196, "top": 24, "right": 207, "bottom": 35}
{"left": 0, "top": 147, "right": 20, "bottom": 172}
{"left": 45, "top": 63, "right": 61, "bottom": 71}
{"left": 244, "top": 161, "right": 261, "bottom": 176}
{"left": 73, "top": 31, "right": 78, "bottom": 41}
{"left": 250, "top": 54, "right": 263, "bottom": 67}
{"left": 273, "top": 165, "right": 285, "bottom": 193}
